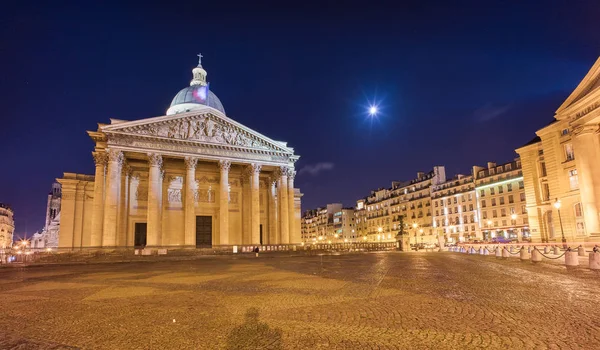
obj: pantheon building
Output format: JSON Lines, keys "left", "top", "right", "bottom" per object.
{"left": 57, "top": 57, "right": 301, "bottom": 249}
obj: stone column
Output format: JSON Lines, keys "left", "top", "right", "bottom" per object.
{"left": 219, "top": 160, "right": 232, "bottom": 245}
{"left": 158, "top": 168, "right": 165, "bottom": 246}
{"left": 250, "top": 164, "right": 262, "bottom": 245}
{"left": 127, "top": 173, "right": 139, "bottom": 247}
{"left": 118, "top": 163, "right": 131, "bottom": 247}
{"left": 184, "top": 157, "right": 198, "bottom": 247}
{"left": 278, "top": 167, "right": 290, "bottom": 244}
{"left": 146, "top": 153, "right": 162, "bottom": 247}
{"left": 268, "top": 176, "right": 278, "bottom": 244}
{"left": 102, "top": 149, "right": 123, "bottom": 247}
{"left": 287, "top": 168, "right": 297, "bottom": 243}
{"left": 91, "top": 152, "right": 107, "bottom": 247}
{"left": 573, "top": 125, "right": 600, "bottom": 234}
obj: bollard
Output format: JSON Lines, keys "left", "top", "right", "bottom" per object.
{"left": 565, "top": 251, "right": 579, "bottom": 267}
{"left": 520, "top": 247, "right": 530, "bottom": 261}
{"left": 531, "top": 249, "right": 542, "bottom": 262}
{"left": 483, "top": 248, "right": 489, "bottom": 256}
{"left": 589, "top": 252, "right": 600, "bottom": 270}
{"left": 502, "top": 247, "right": 510, "bottom": 259}
{"left": 578, "top": 246, "right": 585, "bottom": 257}
{"left": 553, "top": 246, "right": 560, "bottom": 255}
{"left": 479, "top": 247, "right": 484, "bottom": 255}
{"left": 544, "top": 246, "right": 549, "bottom": 254}
{"left": 496, "top": 247, "right": 502, "bottom": 259}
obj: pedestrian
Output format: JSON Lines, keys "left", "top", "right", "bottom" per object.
{"left": 254, "top": 247, "right": 259, "bottom": 257}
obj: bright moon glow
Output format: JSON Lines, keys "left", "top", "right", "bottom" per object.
{"left": 369, "top": 106, "right": 378, "bottom": 115}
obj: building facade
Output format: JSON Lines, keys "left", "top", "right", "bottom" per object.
{"left": 0, "top": 203, "right": 15, "bottom": 249}
{"left": 301, "top": 203, "right": 343, "bottom": 243}
{"left": 31, "top": 182, "right": 62, "bottom": 249}
{"left": 431, "top": 174, "right": 479, "bottom": 243}
{"left": 57, "top": 58, "right": 302, "bottom": 249}
{"left": 517, "top": 57, "right": 600, "bottom": 243}
{"left": 355, "top": 167, "right": 446, "bottom": 245}
{"left": 473, "top": 160, "right": 529, "bottom": 241}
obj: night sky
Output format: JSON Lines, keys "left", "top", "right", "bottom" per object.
{"left": 1, "top": 0, "right": 599, "bottom": 239}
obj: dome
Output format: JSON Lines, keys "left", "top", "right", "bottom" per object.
{"left": 167, "top": 86, "right": 225, "bottom": 115}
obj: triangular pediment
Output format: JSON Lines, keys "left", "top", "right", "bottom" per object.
{"left": 100, "top": 107, "right": 294, "bottom": 155}
{"left": 556, "top": 56, "right": 600, "bottom": 119}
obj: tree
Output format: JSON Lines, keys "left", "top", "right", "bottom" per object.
{"left": 396, "top": 215, "right": 406, "bottom": 237}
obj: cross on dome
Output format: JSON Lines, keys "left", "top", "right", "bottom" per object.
{"left": 197, "top": 53, "right": 203, "bottom": 67}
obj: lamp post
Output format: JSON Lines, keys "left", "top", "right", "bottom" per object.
{"left": 419, "top": 228, "right": 424, "bottom": 245}
{"left": 554, "top": 198, "right": 567, "bottom": 249}
{"left": 412, "top": 223, "right": 418, "bottom": 247}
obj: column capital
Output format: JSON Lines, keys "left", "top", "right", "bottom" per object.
{"left": 218, "top": 160, "right": 232, "bottom": 172}
{"left": 147, "top": 153, "right": 163, "bottom": 168}
{"left": 92, "top": 151, "right": 108, "bottom": 166}
{"left": 184, "top": 156, "right": 198, "bottom": 170}
{"left": 106, "top": 149, "right": 124, "bottom": 164}
{"left": 287, "top": 168, "right": 296, "bottom": 181}
{"left": 250, "top": 163, "right": 262, "bottom": 174}
{"left": 122, "top": 162, "right": 132, "bottom": 177}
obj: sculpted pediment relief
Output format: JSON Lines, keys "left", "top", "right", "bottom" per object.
{"left": 106, "top": 113, "right": 286, "bottom": 153}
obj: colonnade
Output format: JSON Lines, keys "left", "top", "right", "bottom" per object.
{"left": 90, "top": 149, "right": 298, "bottom": 248}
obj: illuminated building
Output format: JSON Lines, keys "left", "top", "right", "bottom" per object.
{"left": 56, "top": 56, "right": 302, "bottom": 249}
{"left": 301, "top": 203, "right": 354, "bottom": 243}
{"left": 0, "top": 203, "right": 15, "bottom": 249}
{"left": 473, "top": 160, "right": 529, "bottom": 241}
{"left": 358, "top": 167, "right": 446, "bottom": 245}
{"left": 30, "top": 182, "right": 62, "bottom": 249}
{"left": 517, "top": 57, "right": 600, "bottom": 243}
{"left": 431, "top": 174, "right": 479, "bottom": 243}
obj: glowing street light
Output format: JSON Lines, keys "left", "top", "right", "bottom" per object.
{"left": 511, "top": 213, "right": 517, "bottom": 220}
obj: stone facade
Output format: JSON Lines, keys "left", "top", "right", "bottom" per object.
{"left": 431, "top": 174, "right": 479, "bottom": 243}
{"left": 301, "top": 204, "right": 356, "bottom": 243}
{"left": 0, "top": 203, "right": 15, "bottom": 249}
{"left": 517, "top": 57, "right": 600, "bottom": 243}
{"left": 31, "top": 182, "right": 62, "bottom": 249}
{"left": 352, "top": 167, "right": 447, "bottom": 245}
{"left": 56, "top": 61, "right": 302, "bottom": 249}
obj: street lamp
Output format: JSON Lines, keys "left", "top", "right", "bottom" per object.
{"left": 412, "top": 223, "right": 418, "bottom": 246}
{"left": 554, "top": 198, "right": 567, "bottom": 249}
{"left": 419, "top": 228, "right": 424, "bottom": 244}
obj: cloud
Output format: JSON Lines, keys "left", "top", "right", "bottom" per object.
{"left": 298, "top": 162, "right": 335, "bottom": 176}
{"left": 473, "top": 103, "right": 511, "bottom": 122}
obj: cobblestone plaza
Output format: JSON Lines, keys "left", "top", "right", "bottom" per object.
{"left": 1, "top": 252, "right": 599, "bottom": 349}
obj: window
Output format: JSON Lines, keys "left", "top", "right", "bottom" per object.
{"left": 564, "top": 143, "right": 575, "bottom": 161}
{"left": 435, "top": 201, "right": 438, "bottom": 207}
{"left": 492, "top": 210, "right": 498, "bottom": 218}
{"left": 482, "top": 211, "right": 488, "bottom": 219}
{"left": 447, "top": 198, "right": 451, "bottom": 205}
{"left": 470, "top": 214, "right": 474, "bottom": 223}
{"left": 520, "top": 192, "right": 526, "bottom": 202}
{"left": 523, "top": 217, "right": 528, "bottom": 225}
{"left": 468, "top": 193, "right": 472, "bottom": 201}
{"left": 490, "top": 168, "right": 495, "bottom": 175}
{"left": 505, "top": 164, "right": 512, "bottom": 171}
{"left": 569, "top": 169, "right": 579, "bottom": 190}
{"left": 490, "top": 188, "right": 495, "bottom": 195}
{"left": 574, "top": 202, "right": 583, "bottom": 217}
{"left": 519, "top": 181, "right": 524, "bottom": 189}
{"left": 501, "top": 208, "right": 506, "bottom": 217}
{"left": 539, "top": 162, "right": 547, "bottom": 177}
{"left": 491, "top": 198, "right": 496, "bottom": 206}
{"left": 502, "top": 220, "right": 507, "bottom": 226}
{"left": 480, "top": 189, "right": 485, "bottom": 197}
{"left": 479, "top": 171, "right": 485, "bottom": 177}
{"left": 454, "top": 207, "right": 458, "bottom": 214}
{"left": 462, "top": 205, "right": 466, "bottom": 212}
{"left": 481, "top": 199, "right": 486, "bottom": 208}
{"left": 463, "top": 215, "right": 468, "bottom": 224}
{"left": 453, "top": 197, "right": 457, "bottom": 204}
{"left": 510, "top": 207, "right": 515, "bottom": 214}
{"left": 462, "top": 195, "right": 466, "bottom": 202}
{"left": 507, "top": 183, "right": 512, "bottom": 192}
{"left": 469, "top": 204, "right": 473, "bottom": 211}
{"left": 498, "top": 186, "right": 503, "bottom": 194}
{"left": 521, "top": 205, "right": 527, "bottom": 214}
{"left": 499, "top": 197, "right": 505, "bottom": 205}
{"left": 561, "top": 128, "right": 569, "bottom": 136}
